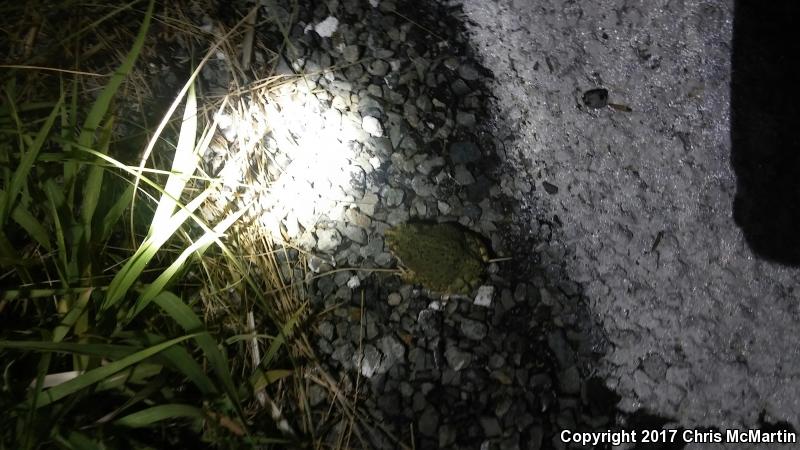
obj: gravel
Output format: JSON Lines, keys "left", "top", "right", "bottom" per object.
{"left": 196, "top": 0, "right": 644, "bottom": 447}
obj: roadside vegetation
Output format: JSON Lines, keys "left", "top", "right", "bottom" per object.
{"left": 0, "top": 1, "right": 362, "bottom": 448}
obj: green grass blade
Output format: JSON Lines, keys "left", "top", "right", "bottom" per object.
{"left": 129, "top": 207, "right": 247, "bottom": 318}
{"left": 93, "top": 377, "right": 162, "bottom": 425}
{"left": 127, "top": 34, "right": 237, "bottom": 248}
{"left": 26, "top": 332, "right": 199, "bottom": 408}
{"left": 44, "top": 180, "right": 70, "bottom": 281}
{"left": 52, "top": 287, "right": 92, "bottom": 343}
{"left": 2, "top": 79, "right": 23, "bottom": 158}
{"left": 0, "top": 254, "right": 29, "bottom": 266}
{"left": 53, "top": 431, "right": 104, "bottom": 450}
{"left": 80, "top": 116, "right": 115, "bottom": 244}
{"left": 114, "top": 404, "right": 204, "bottom": 428}
{"left": 99, "top": 183, "right": 134, "bottom": 242}
{"left": 135, "top": 331, "right": 217, "bottom": 395}
{"left": 150, "top": 82, "right": 198, "bottom": 227}
{"left": 95, "top": 363, "right": 163, "bottom": 391}
{"left": 25, "top": 351, "right": 53, "bottom": 447}
{"left": 63, "top": 77, "right": 78, "bottom": 199}
{"left": 150, "top": 292, "right": 245, "bottom": 424}
{"left": 0, "top": 95, "right": 63, "bottom": 224}
{"left": 102, "top": 188, "right": 211, "bottom": 311}
{"left": 0, "top": 230, "right": 31, "bottom": 282}
{"left": 72, "top": 145, "right": 237, "bottom": 264}
{"left": 9, "top": 202, "right": 52, "bottom": 251}
{"left": 262, "top": 304, "right": 305, "bottom": 368}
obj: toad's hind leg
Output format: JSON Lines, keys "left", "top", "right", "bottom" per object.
{"left": 398, "top": 267, "right": 415, "bottom": 284}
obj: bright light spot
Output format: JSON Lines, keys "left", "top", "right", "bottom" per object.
{"left": 205, "top": 81, "right": 370, "bottom": 249}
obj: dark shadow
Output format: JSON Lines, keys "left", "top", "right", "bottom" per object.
{"left": 731, "top": 0, "right": 800, "bottom": 265}
{"left": 759, "top": 409, "right": 797, "bottom": 434}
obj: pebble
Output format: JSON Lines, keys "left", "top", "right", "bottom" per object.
{"left": 382, "top": 186, "right": 404, "bottom": 206}
{"left": 450, "top": 141, "right": 482, "bottom": 164}
{"left": 375, "top": 252, "right": 393, "bottom": 266}
{"left": 313, "top": 16, "right": 339, "bottom": 38}
{"left": 444, "top": 345, "right": 472, "bottom": 371}
{"left": 342, "top": 45, "right": 360, "bottom": 63}
{"left": 495, "top": 396, "right": 512, "bottom": 417}
{"left": 417, "top": 309, "right": 440, "bottom": 336}
{"left": 416, "top": 94, "right": 432, "bottom": 112}
{"left": 308, "top": 384, "right": 328, "bottom": 406}
{"left": 367, "top": 84, "right": 383, "bottom": 97}
{"left": 386, "top": 207, "right": 409, "bottom": 225}
{"left": 454, "top": 164, "right": 476, "bottom": 185}
{"left": 547, "top": 330, "right": 574, "bottom": 369}
{"left": 346, "top": 275, "right": 361, "bottom": 289}
{"left": 416, "top": 156, "right": 445, "bottom": 175}
{"left": 362, "top": 115, "right": 384, "bottom": 137}
{"left": 474, "top": 285, "right": 494, "bottom": 307}
{"left": 318, "top": 321, "right": 335, "bottom": 340}
{"left": 479, "top": 416, "right": 502, "bottom": 437}
{"left": 489, "top": 354, "right": 505, "bottom": 369}
{"left": 460, "top": 318, "right": 488, "bottom": 340}
{"left": 456, "top": 110, "right": 477, "bottom": 128}
{"left": 378, "top": 335, "right": 405, "bottom": 366}
{"left": 355, "top": 345, "right": 382, "bottom": 377}
{"left": 367, "top": 59, "right": 390, "bottom": 76}
{"left": 347, "top": 205, "right": 373, "bottom": 226}
{"left": 316, "top": 228, "right": 342, "bottom": 252}
{"left": 343, "top": 224, "right": 367, "bottom": 244}
{"left": 418, "top": 406, "right": 439, "bottom": 437}
{"left": 439, "top": 424, "right": 457, "bottom": 447}
{"left": 451, "top": 78, "right": 471, "bottom": 96}
{"left": 410, "top": 175, "right": 434, "bottom": 196}
{"left": 331, "top": 341, "right": 355, "bottom": 367}
{"left": 333, "top": 270, "right": 352, "bottom": 287}
{"left": 361, "top": 236, "right": 384, "bottom": 258}
{"left": 387, "top": 292, "right": 402, "bottom": 306}
{"left": 307, "top": 255, "right": 330, "bottom": 273}
{"left": 558, "top": 365, "right": 581, "bottom": 394}
{"left": 377, "top": 391, "right": 401, "bottom": 414}
{"left": 458, "top": 63, "right": 480, "bottom": 81}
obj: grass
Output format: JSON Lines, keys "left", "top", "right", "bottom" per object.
{"left": 0, "top": 3, "right": 263, "bottom": 448}
{"left": 0, "top": 0, "right": 420, "bottom": 447}
{"left": 0, "top": 1, "right": 308, "bottom": 448}
{"left": 0, "top": 0, "right": 405, "bottom": 448}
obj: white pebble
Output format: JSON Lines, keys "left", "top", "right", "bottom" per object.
{"left": 313, "top": 16, "right": 339, "bottom": 38}
{"left": 474, "top": 285, "right": 495, "bottom": 307}
{"left": 347, "top": 276, "right": 361, "bottom": 289}
{"left": 361, "top": 115, "right": 384, "bottom": 137}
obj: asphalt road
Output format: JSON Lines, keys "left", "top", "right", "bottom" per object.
{"left": 461, "top": 0, "right": 800, "bottom": 443}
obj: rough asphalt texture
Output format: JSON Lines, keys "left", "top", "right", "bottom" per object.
{"left": 460, "top": 0, "right": 800, "bottom": 440}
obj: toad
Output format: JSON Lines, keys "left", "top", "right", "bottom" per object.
{"left": 384, "top": 222, "right": 490, "bottom": 295}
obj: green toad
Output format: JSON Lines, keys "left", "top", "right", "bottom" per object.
{"left": 384, "top": 222, "right": 489, "bottom": 295}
